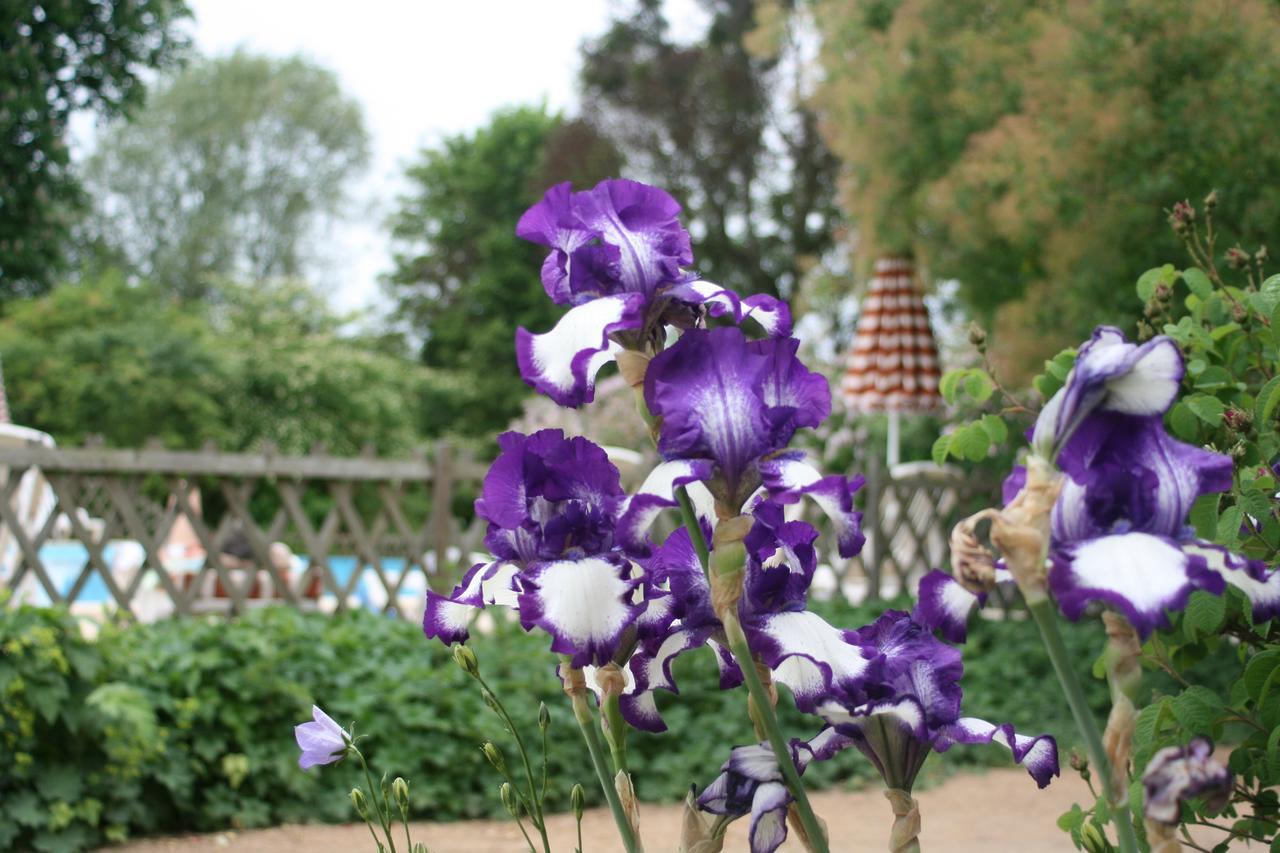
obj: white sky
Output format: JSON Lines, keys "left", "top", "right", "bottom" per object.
{"left": 176, "top": 0, "right": 705, "bottom": 314}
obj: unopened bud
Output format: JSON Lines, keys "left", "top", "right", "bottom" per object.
{"left": 393, "top": 777, "right": 410, "bottom": 813}
{"left": 967, "top": 323, "right": 987, "bottom": 350}
{"left": 1223, "top": 407, "right": 1251, "bottom": 432}
{"left": 1069, "top": 749, "right": 1090, "bottom": 779}
{"left": 1230, "top": 440, "right": 1248, "bottom": 461}
{"left": 571, "top": 783, "right": 586, "bottom": 820}
{"left": 452, "top": 644, "right": 479, "bottom": 676}
{"left": 482, "top": 690, "right": 502, "bottom": 713}
{"left": 1152, "top": 282, "right": 1171, "bottom": 302}
{"left": 500, "top": 782, "right": 517, "bottom": 816}
{"left": 538, "top": 701, "right": 550, "bottom": 732}
{"left": 1256, "top": 244, "right": 1268, "bottom": 264}
{"left": 1226, "top": 246, "right": 1250, "bottom": 270}
{"left": 482, "top": 742, "right": 507, "bottom": 774}
{"left": 350, "top": 787, "right": 369, "bottom": 819}
{"left": 1080, "top": 821, "right": 1108, "bottom": 853}
{"left": 1203, "top": 189, "right": 1218, "bottom": 210}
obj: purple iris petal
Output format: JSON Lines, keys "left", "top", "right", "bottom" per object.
{"left": 1032, "top": 327, "right": 1183, "bottom": 459}
{"left": 422, "top": 560, "right": 520, "bottom": 644}
{"left": 1053, "top": 413, "right": 1232, "bottom": 542}
{"left": 515, "top": 182, "right": 596, "bottom": 304}
{"left": 757, "top": 454, "right": 865, "bottom": 558}
{"left": 662, "top": 280, "right": 792, "bottom": 336}
{"left": 913, "top": 570, "right": 984, "bottom": 643}
{"left": 1049, "top": 532, "right": 1224, "bottom": 638}
{"left": 742, "top": 501, "right": 819, "bottom": 615}
{"left": 614, "top": 459, "right": 716, "bottom": 555}
{"left": 295, "top": 705, "right": 347, "bottom": 770}
{"left": 932, "top": 718, "right": 1060, "bottom": 789}
{"left": 1180, "top": 541, "right": 1280, "bottom": 624}
{"left": 1143, "top": 737, "right": 1232, "bottom": 825}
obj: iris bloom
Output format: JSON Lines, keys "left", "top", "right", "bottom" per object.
{"left": 978, "top": 327, "right": 1280, "bottom": 637}
{"left": 696, "top": 730, "right": 846, "bottom": 853}
{"left": 295, "top": 705, "right": 348, "bottom": 769}
{"left": 617, "top": 502, "right": 874, "bottom": 732}
{"left": 515, "top": 179, "right": 790, "bottom": 406}
{"left": 1142, "top": 737, "right": 1232, "bottom": 825}
{"left": 815, "top": 610, "right": 1059, "bottom": 792}
{"left": 423, "top": 429, "right": 699, "bottom": 667}
{"left": 636, "top": 325, "right": 865, "bottom": 558}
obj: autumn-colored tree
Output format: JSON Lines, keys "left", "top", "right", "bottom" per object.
{"left": 801, "top": 0, "right": 1280, "bottom": 375}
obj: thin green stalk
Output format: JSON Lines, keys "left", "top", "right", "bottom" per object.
{"left": 567, "top": 673, "right": 640, "bottom": 852}
{"left": 675, "top": 485, "right": 710, "bottom": 568}
{"left": 1027, "top": 599, "right": 1140, "bottom": 853}
{"left": 474, "top": 677, "right": 551, "bottom": 853}
{"left": 602, "top": 692, "right": 630, "bottom": 773}
{"left": 723, "top": 610, "right": 830, "bottom": 853}
{"left": 355, "top": 748, "right": 397, "bottom": 853}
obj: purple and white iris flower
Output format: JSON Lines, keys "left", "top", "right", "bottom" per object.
{"left": 295, "top": 705, "right": 348, "bottom": 770}
{"left": 945, "top": 326, "right": 1280, "bottom": 639}
{"left": 1142, "top": 737, "right": 1232, "bottom": 825}
{"left": 697, "top": 730, "right": 848, "bottom": 853}
{"left": 423, "top": 429, "right": 683, "bottom": 667}
{"left": 815, "top": 610, "right": 1059, "bottom": 792}
{"left": 639, "top": 325, "right": 865, "bottom": 557}
{"left": 515, "top": 179, "right": 790, "bottom": 407}
{"left": 617, "top": 502, "right": 874, "bottom": 733}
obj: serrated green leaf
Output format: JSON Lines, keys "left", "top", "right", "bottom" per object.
{"left": 1137, "top": 265, "right": 1176, "bottom": 301}
{"left": 1211, "top": 322, "right": 1241, "bottom": 341}
{"left": 1183, "top": 268, "right": 1214, "bottom": 299}
{"left": 1171, "top": 685, "right": 1224, "bottom": 734}
{"left": 1194, "top": 366, "right": 1233, "bottom": 390}
{"left": 954, "top": 423, "right": 991, "bottom": 461}
{"left": 939, "top": 370, "right": 964, "bottom": 405}
{"left": 1169, "top": 401, "right": 1201, "bottom": 440}
{"left": 1187, "top": 395, "right": 1226, "bottom": 426}
{"left": 1184, "top": 591, "right": 1227, "bottom": 636}
{"left": 1244, "top": 650, "right": 1280, "bottom": 701}
{"left": 1258, "top": 376, "right": 1280, "bottom": 426}
{"left": 1188, "top": 494, "right": 1220, "bottom": 539}
{"left": 1217, "top": 506, "right": 1244, "bottom": 549}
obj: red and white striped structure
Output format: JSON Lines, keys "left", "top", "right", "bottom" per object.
{"left": 840, "top": 256, "right": 942, "bottom": 415}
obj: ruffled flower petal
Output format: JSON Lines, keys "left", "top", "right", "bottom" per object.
{"left": 517, "top": 556, "right": 643, "bottom": 667}
{"left": 515, "top": 293, "right": 646, "bottom": 407}
{"left": 1049, "top": 532, "right": 1224, "bottom": 638}
{"left": 615, "top": 459, "right": 715, "bottom": 554}
{"left": 932, "top": 717, "right": 1060, "bottom": 789}
{"left": 620, "top": 625, "right": 716, "bottom": 732}
{"left": 422, "top": 560, "right": 520, "bottom": 643}
{"left": 571, "top": 179, "right": 693, "bottom": 298}
{"left": 515, "top": 182, "right": 596, "bottom": 304}
{"left": 663, "top": 280, "right": 792, "bottom": 337}
{"left": 1142, "top": 737, "right": 1232, "bottom": 825}
{"left": 750, "top": 610, "right": 874, "bottom": 711}
{"left": 757, "top": 455, "right": 865, "bottom": 558}
{"left": 1184, "top": 541, "right": 1280, "bottom": 623}
{"left": 913, "top": 569, "right": 984, "bottom": 643}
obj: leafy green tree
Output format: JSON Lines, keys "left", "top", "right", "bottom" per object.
{"left": 0, "top": 0, "right": 191, "bottom": 298}
{"left": 384, "top": 106, "right": 621, "bottom": 437}
{"left": 801, "top": 0, "right": 1280, "bottom": 375}
{"left": 81, "top": 50, "right": 370, "bottom": 299}
{"left": 0, "top": 274, "right": 435, "bottom": 454}
{"left": 579, "top": 0, "right": 840, "bottom": 299}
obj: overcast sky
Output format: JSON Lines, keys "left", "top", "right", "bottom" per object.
{"left": 176, "top": 0, "right": 703, "bottom": 313}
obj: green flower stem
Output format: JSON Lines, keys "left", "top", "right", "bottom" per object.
{"left": 472, "top": 675, "right": 551, "bottom": 853}
{"left": 602, "top": 692, "right": 630, "bottom": 774}
{"left": 566, "top": 663, "right": 640, "bottom": 853}
{"left": 722, "top": 608, "right": 830, "bottom": 853}
{"left": 676, "top": 485, "right": 711, "bottom": 569}
{"left": 1026, "top": 598, "right": 1140, "bottom": 853}
{"left": 354, "top": 746, "right": 397, "bottom": 853}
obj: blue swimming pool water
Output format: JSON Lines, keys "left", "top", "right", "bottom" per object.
{"left": 27, "top": 542, "right": 409, "bottom": 608}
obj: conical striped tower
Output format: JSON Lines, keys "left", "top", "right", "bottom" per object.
{"left": 840, "top": 257, "right": 942, "bottom": 464}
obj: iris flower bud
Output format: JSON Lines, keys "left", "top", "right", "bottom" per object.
{"left": 350, "top": 787, "right": 369, "bottom": 819}
{"left": 538, "top": 701, "right": 550, "bottom": 732}
{"left": 500, "top": 782, "right": 517, "bottom": 816}
{"left": 482, "top": 742, "right": 507, "bottom": 774}
{"left": 392, "top": 777, "right": 410, "bottom": 814}
{"left": 571, "top": 783, "right": 585, "bottom": 820}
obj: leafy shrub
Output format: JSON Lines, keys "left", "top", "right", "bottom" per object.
{"left": 3, "top": 591, "right": 1221, "bottom": 851}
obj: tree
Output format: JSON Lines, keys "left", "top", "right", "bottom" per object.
{"left": 82, "top": 50, "right": 370, "bottom": 298}
{"left": 579, "top": 0, "right": 840, "bottom": 299}
{"left": 802, "top": 0, "right": 1280, "bottom": 375}
{"left": 384, "top": 106, "right": 622, "bottom": 437}
{"left": 0, "top": 274, "right": 437, "bottom": 454}
{"left": 0, "top": 0, "right": 190, "bottom": 298}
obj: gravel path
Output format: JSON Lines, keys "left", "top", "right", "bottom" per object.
{"left": 103, "top": 766, "right": 1228, "bottom": 852}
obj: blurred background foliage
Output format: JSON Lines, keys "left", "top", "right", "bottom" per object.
{"left": 6, "top": 0, "right": 1279, "bottom": 450}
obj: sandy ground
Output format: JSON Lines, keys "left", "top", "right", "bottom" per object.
{"left": 102, "top": 764, "right": 1230, "bottom": 853}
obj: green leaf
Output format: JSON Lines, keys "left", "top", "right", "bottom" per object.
{"left": 1186, "top": 394, "right": 1226, "bottom": 427}
{"left": 978, "top": 413, "right": 1009, "bottom": 444}
{"left": 931, "top": 433, "right": 952, "bottom": 466}
{"left": 939, "top": 370, "right": 964, "bottom": 405}
{"left": 1194, "top": 366, "right": 1233, "bottom": 390}
{"left": 1217, "top": 506, "right": 1244, "bottom": 549}
{"left": 1183, "top": 267, "right": 1213, "bottom": 299}
{"left": 1171, "top": 685, "right": 1224, "bottom": 734}
{"left": 962, "top": 370, "right": 996, "bottom": 403}
{"left": 1188, "top": 494, "right": 1220, "bottom": 539}
{"left": 1137, "top": 265, "right": 1176, "bottom": 301}
{"left": 1245, "top": 650, "right": 1280, "bottom": 701}
{"left": 1168, "top": 401, "right": 1201, "bottom": 440}
{"left": 954, "top": 423, "right": 991, "bottom": 461}
{"left": 1256, "top": 376, "right": 1280, "bottom": 426}
{"left": 1259, "top": 274, "right": 1280, "bottom": 314}
{"left": 1184, "top": 591, "right": 1227, "bottom": 636}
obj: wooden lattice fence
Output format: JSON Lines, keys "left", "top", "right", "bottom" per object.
{"left": 0, "top": 441, "right": 487, "bottom": 620}
{"left": 0, "top": 439, "right": 999, "bottom": 620}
